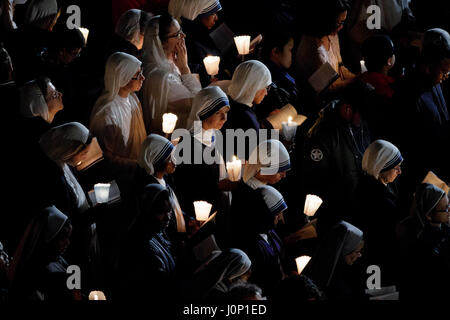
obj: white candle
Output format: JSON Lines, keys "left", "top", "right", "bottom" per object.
{"left": 226, "top": 155, "right": 242, "bottom": 182}
{"left": 234, "top": 35, "right": 251, "bottom": 55}
{"left": 281, "top": 116, "right": 298, "bottom": 141}
{"left": 304, "top": 194, "right": 323, "bottom": 217}
{"left": 203, "top": 56, "right": 220, "bottom": 76}
{"left": 162, "top": 113, "right": 178, "bottom": 134}
{"left": 94, "top": 183, "right": 110, "bottom": 204}
{"left": 360, "top": 60, "right": 367, "bottom": 73}
{"left": 79, "top": 27, "right": 89, "bottom": 44}
{"left": 295, "top": 256, "right": 311, "bottom": 275}
{"left": 88, "top": 290, "right": 106, "bottom": 300}
{"left": 193, "top": 201, "right": 212, "bottom": 222}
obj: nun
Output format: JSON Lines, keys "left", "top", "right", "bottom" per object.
{"left": 304, "top": 221, "right": 365, "bottom": 300}
{"left": 168, "top": 0, "right": 224, "bottom": 86}
{"left": 90, "top": 52, "right": 147, "bottom": 172}
{"left": 398, "top": 183, "right": 450, "bottom": 300}
{"left": 173, "top": 86, "right": 233, "bottom": 222}
{"left": 243, "top": 185, "right": 289, "bottom": 298}
{"left": 141, "top": 13, "right": 202, "bottom": 133}
{"left": 109, "top": 9, "right": 154, "bottom": 59}
{"left": 221, "top": 60, "right": 272, "bottom": 160}
{"left": 228, "top": 139, "right": 290, "bottom": 248}
{"left": 8, "top": 206, "right": 76, "bottom": 300}
{"left": 119, "top": 183, "right": 252, "bottom": 301}
{"left": 136, "top": 133, "right": 193, "bottom": 250}
{"left": 355, "top": 139, "right": 404, "bottom": 288}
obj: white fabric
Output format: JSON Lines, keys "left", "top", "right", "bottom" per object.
{"left": 228, "top": 60, "right": 272, "bottom": 107}
{"left": 44, "top": 205, "right": 68, "bottom": 243}
{"left": 141, "top": 16, "right": 201, "bottom": 133}
{"left": 155, "top": 177, "right": 166, "bottom": 187}
{"left": 115, "top": 9, "right": 142, "bottom": 48}
{"left": 19, "top": 79, "right": 49, "bottom": 122}
{"left": 243, "top": 139, "right": 290, "bottom": 182}
{"left": 259, "top": 185, "right": 287, "bottom": 215}
{"left": 90, "top": 52, "right": 146, "bottom": 166}
{"left": 362, "top": 139, "right": 401, "bottom": 179}
{"left": 24, "top": 0, "right": 57, "bottom": 25}
{"left": 168, "top": 0, "right": 219, "bottom": 21}
{"left": 39, "top": 122, "right": 91, "bottom": 213}
{"left": 138, "top": 133, "right": 174, "bottom": 175}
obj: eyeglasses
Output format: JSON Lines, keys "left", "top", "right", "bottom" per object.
{"left": 131, "top": 70, "right": 144, "bottom": 80}
{"left": 167, "top": 28, "right": 184, "bottom": 39}
{"left": 436, "top": 205, "right": 450, "bottom": 213}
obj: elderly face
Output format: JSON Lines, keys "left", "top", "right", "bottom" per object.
{"left": 45, "top": 82, "right": 64, "bottom": 119}
{"left": 253, "top": 85, "right": 269, "bottom": 105}
{"left": 202, "top": 106, "right": 229, "bottom": 130}
{"left": 199, "top": 13, "right": 219, "bottom": 30}
{"left": 379, "top": 164, "right": 402, "bottom": 184}
{"left": 344, "top": 241, "right": 364, "bottom": 265}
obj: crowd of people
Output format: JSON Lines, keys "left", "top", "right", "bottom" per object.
{"left": 0, "top": 0, "right": 449, "bottom": 304}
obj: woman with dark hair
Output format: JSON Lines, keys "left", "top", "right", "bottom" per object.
{"left": 8, "top": 206, "right": 77, "bottom": 300}
{"left": 295, "top": 0, "right": 356, "bottom": 93}
{"left": 141, "top": 13, "right": 202, "bottom": 133}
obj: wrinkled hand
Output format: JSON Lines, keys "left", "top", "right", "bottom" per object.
{"left": 174, "top": 38, "right": 190, "bottom": 74}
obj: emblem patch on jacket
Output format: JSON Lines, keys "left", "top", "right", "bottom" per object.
{"left": 310, "top": 149, "right": 323, "bottom": 162}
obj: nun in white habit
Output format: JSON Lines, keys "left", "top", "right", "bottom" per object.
{"left": 141, "top": 14, "right": 202, "bottom": 133}
{"left": 90, "top": 52, "right": 147, "bottom": 171}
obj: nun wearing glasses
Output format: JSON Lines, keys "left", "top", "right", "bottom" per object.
{"left": 141, "top": 13, "right": 202, "bottom": 133}
{"left": 90, "top": 52, "right": 147, "bottom": 172}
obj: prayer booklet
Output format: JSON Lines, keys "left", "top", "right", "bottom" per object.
{"left": 365, "top": 285, "right": 398, "bottom": 300}
{"left": 369, "top": 292, "right": 399, "bottom": 300}
{"left": 422, "top": 171, "right": 450, "bottom": 195}
{"left": 192, "top": 234, "right": 221, "bottom": 263}
{"left": 87, "top": 180, "right": 121, "bottom": 206}
{"left": 308, "top": 62, "right": 339, "bottom": 93}
{"left": 265, "top": 104, "right": 307, "bottom": 130}
{"left": 284, "top": 219, "right": 318, "bottom": 244}
{"left": 210, "top": 23, "right": 235, "bottom": 53}
{"left": 75, "top": 137, "right": 104, "bottom": 171}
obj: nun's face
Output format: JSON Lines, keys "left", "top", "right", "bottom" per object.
{"left": 256, "top": 170, "right": 287, "bottom": 185}
{"left": 164, "top": 156, "right": 176, "bottom": 175}
{"left": 379, "top": 164, "right": 402, "bottom": 184}
{"left": 331, "top": 11, "right": 347, "bottom": 35}
{"left": 128, "top": 68, "right": 145, "bottom": 92}
{"left": 253, "top": 86, "right": 269, "bottom": 105}
{"left": 199, "top": 13, "right": 219, "bottom": 30}
{"left": 344, "top": 241, "right": 364, "bottom": 266}
{"left": 431, "top": 195, "right": 450, "bottom": 224}
{"left": 45, "top": 82, "right": 64, "bottom": 119}
{"left": 152, "top": 198, "right": 172, "bottom": 230}
{"left": 271, "top": 38, "right": 294, "bottom": 70}
{"left": 202, "top": 106, "right": 229, "bottom": 130}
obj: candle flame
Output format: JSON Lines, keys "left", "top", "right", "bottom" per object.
{"left": 288, "top": 116, "right": 293, "bottom": 123}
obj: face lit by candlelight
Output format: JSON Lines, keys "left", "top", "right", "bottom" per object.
{"left": 202, "top": 106, "right": 230, "bottom": 130}
{"left": 163, "top": 19, "right": 186, "bottom": 56}
{"left": 271, "top": 38, "right": 294, "bottom": 70}
{"left": 253, "top": 86, "right": 269, "bottom": 105}
{"left": 199, "top": 13, "right": 219, "bottom": 30}
{"left": 164, "top": 155, "right": 176, "bottom": 174}
{"left": 332, "top": 11, "right": 347, "bottom": 35}
{"left": 152, "top": 197, "right": 172, "bottom": 230}
{"left": 344, "top": 241, "right": 364, "bottom": 265}
{"left": 45, "top": 82, "right": 64, "bottom": 121}
{"left": 379, "top": 163, "right": 402, "bottom": 185}
{"left": 428, "top": 195, "right": 450, "bottom": 225}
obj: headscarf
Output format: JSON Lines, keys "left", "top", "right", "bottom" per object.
{"left": 228, "top": 60, "right": 272, "bottom": 107}
{"left": 44, "top": 205, "right": 68, "bottom": 243}
{"left": 141, "top": 15, "right": 174, "bottom": 133}
{"left": 260, "top": 185, "right": 288, "bottom": 216}
{"left": 212, "top": 248, "right": 252, "bottom": 292}
{"left": 362, "top": 139, "right": 403, "bottom": 180}
{"left": 40, "top": 122, "right": 91, "bottom": 212}
{"left": 138, "top": 134, "right": 175, "bottom": 176}
{"left": 243, "top": 139, "right": 290, "bottom": 183}
{"left": 19, "top": 79, "right": 49, "bottom": 121}
{"left": 414, "top": 183, "right": 446, "bottom": 228}
{"left": 90, "top": 52, "right": 142, "bottom": 122}
{"left": 24, "top": 0, "right": 57, "bottom": 26}
{"left": 189, "top": 86, "right": 229, "bottom": 123}
{"left": 422, "top": 28, "right": 450, "bottom": 54}
{"left": 115, "top": 9, "right": 142, "bottom": 48}
{"left": 306, "top": 221, "right": 363, "bottom": 288}
{"left": 169, "top": 0, "right": 222, "bottom": 22}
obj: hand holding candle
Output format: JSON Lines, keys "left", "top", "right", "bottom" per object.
{"left": 94, "top": 183, "right": 110, "bottom": 204}
{"left": 360, "top": 60, "right": 367, "bottom": 73}
{"left": 234, "top": 35, "right": 250, "bottom": 55}
{"left": 203, "top": 56, "right": 220, "bottom": 76}
{"left": 194, "top": 201, "right": 212, "bottom": 222}
{"left": 162, "top": 113, "right": 178, "bottom": 134}
{"left": 304, "top": 194, "right": 323, "bottom": 217}
{"left": 281, "top": 116, "right": 298, "bottom": 141}
{"left": 226, "top": 156, "right": 242, "bottom": 182}
{"left": 295, "top": 256, "right": 311, "bottom": 275}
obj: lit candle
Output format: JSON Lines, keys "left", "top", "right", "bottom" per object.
{"left": 234, "top": 35, "right": 251, "bottom": 55}
{"left": 203, "top": 56, "right": 220, "bottom": 76}
{"left": 79, "top": 27, "right": 89, "bottom": 45}
{"left": 162, "top": 113, "right": 178, "bottom": 134}
{"left": 88, "top": 290, "right": 106, "bottom": 300}
{"left": 226, "top": 155, "right": 242, "bottom": 182}
{"left": 295, "top": 256, "right": 311, "bottom": 275}
{"left": 360, "top": 60, "right": 367, "bottom": 73}
{"left": 94, "top": 183, "right": 110, "bottom": 204}
{"left": 304, "top": 194, "right": 323, "bottom": 217}
{"left": 281, "top": 116, "right": 298, "bottom": 141}
{"left": 193, "top": 201, "right": 212, "bottom": 222}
